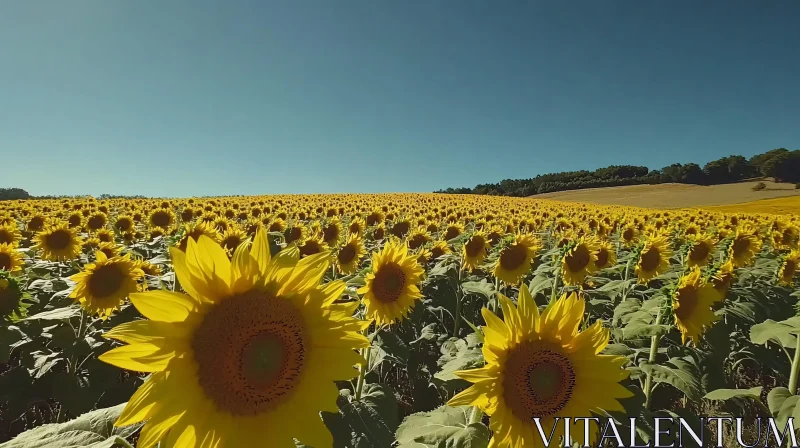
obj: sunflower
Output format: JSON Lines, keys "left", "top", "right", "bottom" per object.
{"left": 443, "top": 223, "right": 464, "bottom": 241}
{"left": 429, "top": 240, "right": 451, "bottom": 261}
{"left": 462, "top": 231, "right": 490, "bottom": 271}
{"left": 0, "top": 224, "right": 22, "bottom": 247}
{"left": 711, "top": 259, "right": 735, "bottom": 296}
{"left": 561, "top": 237, "right": 600, "bottom": 286}
{"left": 0, "top": 274, "right": 24, "bottom": 320}
{"left": 114, "top": 215, "right": 135, "bottom": 232}
{"left": 348, "top": 216, "right": 366, "bottom": 237}
{"left": 415, "top": 247, "right": 432, "bottom": 265}
{"left": 99, "top": 230, "right": 369, "bottom": 447}
{"left": 778, "top": 250, "right": 800, "bottom": 286}
{"left": 635, "top": 234, "right": 672, "bottom": 283}
{"left": 685, "top": 233, "right": 715, "bottom": 268}
{"left": 594, "top": 240, "right": 617, "bottom": 270}
{"left": 406, "top": 227, "right": 431, "bottom": 250}
{"left": 336, "top": 234, "right": 366, "bottom": 275}
{"left": 148, "top": 226, "right": 167, "bottom": 240}
{"left": 672, "top": 267, "right": 724, "bottom": 344}
{"left": 728, "top": 228, "right": 763, "bottom": 267}
{"left": 33, "top": 223, "right": 83, "bottom": 261}
{"left": 448, "top": 285, "right": 632, "bottom": 447}
{"left": 620, "top": 224, "right": 639, "bottom": 247}
{"left": 322, "top": 218, "right": 343, "bottom": 247}
{"left": 97, "top": 228, "right": 115, "bottom": 243}
{"left": 86, "top": 212, "right": 108, "bottom": 232}
{"left": 298, "top": 235, "right": 329, "bottom": 258}
{"left": 220, "top": 226, "right": 248, "bottom": 257}
{"left": 372, "top": 223, "right": 386, "bottom": 241}
{"left": 177, "top": 221, "right": 220, "bottom": 252}
{"left": 98, "top": 242, "right": 121, "bottom": 259}
{"left": 70, "top": 252, "right": 144, "bottom": 319}
{"left": 0, "top": 243, "right": 25, "bottom": 274}
{"left": 493, "top": 234, "right": 542, "bottom": 284}
{"left": 267, "top": 218, "right": 286, "bottom": 234}
{"left": 358, "top": 239, "right": 424, "bottom": 325}
{"left": 284, "top": 223, "right": 307, "bottom": 245}
{"left": 149, "top": 208, "right": 175, "bottom": 230}
{"left": 26, "top": 214, "right": 47, "bottom": 233}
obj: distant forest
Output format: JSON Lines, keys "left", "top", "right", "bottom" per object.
{"left": 435, "top": 148, "right": 800, "bottom": 197}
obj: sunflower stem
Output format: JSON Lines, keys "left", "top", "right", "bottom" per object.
{"left": 644, "top": 309, "right": 664, "bottom": 410}
{"left": 789, "top": 334, "right": 800, "bottom": 395}
{"left": 468, "top": 406, "right": 483, "bottom": 425}
{"left": 355, "top": 345, "right": 371, "bottom": 401}
{"left": 549, "top": 265, "right": 560, "bottom": 304}
{"left": 454, "top": 268, "right": 464, "bottom": 337}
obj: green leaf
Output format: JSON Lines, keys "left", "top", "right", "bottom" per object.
{"left": 768, "top": 387, "right": 793, "bottom": 415}
{"left": 396, "top": 405, "right": 489, "bottom": 448}
{"left": 750, "top": 319, "right": 798, "bottom": 348}
{"left": 621, "top": 323, "right": 670, "bottom": 339}
{"left": 461, "top": 280, "right": 495, "bottom": 300}
{"left": 339, "top": 384, "right": 399, "bottom": 447}
{"left": 0, "top": 326, "right": 26, "bottom": 363}
{"left": 704, "top": 386, "right": 763, "bottom": 401}
{"left": 2, "top": 402, "right": 140, "bottom": 448}
{"left": 640, "top": 358, "right": 702, "bottom": 401}
{"left": 22, "top": 306, "right": 81, "bottom": 322}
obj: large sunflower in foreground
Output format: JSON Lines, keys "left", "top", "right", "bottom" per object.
{"left": 672, "top": 267, "right": 724, "bottom": 344}
{"left": 33, "top": 223, "right": 84, "bottom": 261}
{"left": 358, "top": 239, "right": 424, "bottom": 325}
{"left": 0, "top": 243, "right": 25, "bottom": 274}
{"left": 70, "top": 252, "right": 144, "bottom": 319}
{"left": 493, "top": 234, "right": 541, "bottom": 284}
{"left": 635, "top": 234, "right": 672, "bottom": 283}
{"left": 99, "top": 230, "right": 370, "bottom": 447}
{"left": 448, "top": 285, "right": 632, "bottom": 447}
{"left": 561, "top": 237, "right": 600, "bottom": 286}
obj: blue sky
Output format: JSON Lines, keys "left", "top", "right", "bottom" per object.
{"left": 2, "top": 1, "right": 799, "bottom": 197}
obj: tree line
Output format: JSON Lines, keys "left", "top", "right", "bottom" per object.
{"left": 435, "top": 148, "right": 800, "bottom": 197}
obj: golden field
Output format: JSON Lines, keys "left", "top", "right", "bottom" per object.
{"left": 1, "top": 193, "right": 799, "bottom": 447}
{"left": 535, "top": 178, "right": 800, "bottom": 211}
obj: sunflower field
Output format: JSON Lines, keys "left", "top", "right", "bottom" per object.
{"left": 1, "top": 194, "right": 799, "bottom": 447}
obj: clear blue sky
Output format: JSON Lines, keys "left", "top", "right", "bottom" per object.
{"left": 2, "top": 1, "right": 799, "bottom": 197}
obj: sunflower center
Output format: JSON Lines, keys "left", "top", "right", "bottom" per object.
{"left": 639, "top": 247, "right": 661, "bottom": 272}
{"left": 689, "top": 242, "right": 710, "bottom": 262}
{"left": 623, "top": 229, "right": 634, "bottom": 241}
{"left": 151, "top": 211, "right": 171, "bottom": 227}
{"left": 0, "top": 252, "right": 11, "bottom": 271}
{"left": 88, "top": 263, "right": 126, "bottom": 298}
{"left": 45, "top": 230, "right": 72, "bottom": 250}
{"left": 784, "top": 260, "right": 797, "bottom": 279}
{"left": 372, "top": 262, "right": 406, "bottom": 303}
{"left": 674, "top": 286, "right": 699, "bottom": 321}
{"left": 87, "top": 215, "right": 105, "bottom": 230}
{"left": 595, "top": 248, "right": 609, "bottom": 268}
{"left": 499, "top": 244, "right": 527, "bottom": 271}
{"left": 732, "top": 237, "right": 750, "bottom": 257}
{"left": 565, "top": 244, "right": 591, "bottom": 272}
{"left": 504, "top": 344, "right": 576, "bottom": 420}
{"left": 338, "top": 244, "right": 357, "bottom": 264}
{"left": 465, "top": 237, "right": 485, "bottom": 258}
{"left": 192, "top": 290, "right": 307, "bottom": 416}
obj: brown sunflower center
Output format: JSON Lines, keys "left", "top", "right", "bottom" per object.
{"left": 88, "top": 263, "right": 126, "bottom": 298}
{"left": 408, "top": 234, "right": 428, "bottom": 250}
{"left": 674, "top": 286, "right": 699, "bottom": 321}
{"left": 689, "top": 242, "right": 710, "bottom": 262}
{"left": 732, "top": 237, "right": 750, "bottom": 257}
{"left": 623, "top": 228, "right": 634, "bottom": 241}
{"left": 431, "top": 246, "right": 446, "bottom": 260}
{"left": 391, "top": 221, "right": 410, "bottom": 238}
{"left": 595, "top": 248, "right": 609, "bottom": 268}
{"left": 28, "top": 217, "right": 45, "bottom": 232}
{"left": 338, "top": 244, "right": 357, "bottom": 265}
{"left": 565, "top": 244, "right": 591, "bottom": 272}
{"left": 465, "top": 236, "right": 486, "bottom": 258}
{"left": 504, "top": 343, "right": 576, "bottom": 420}
{"left": 87, "top": 215, "right": 105, "bottom": 230}
{"left": 151, "top": 210, "right": 172, "bottom": 228}
{"left": 45, "top": 229, "right": 72, "bottom": 250}
{"left": 639, "top": 247, "right": 661, "bottom": 272}
{"left": 784, "top": 260, "right": 797, "bottom": 280}
{"left": 286, "top": 227, "right": 303, "bottom": 244}
{"left": 499, "top": 244, "right": 528, "bottom": 271}
{"left": 222, "top": 236, "right": 243, "bottom": 252}
{"left": 372, "top": 262, "right": 406, "bottom": 303}
{"left": 192, "top": 291, "right": 307, "bottom": 416}
{"left": 0, "top": 252, "right": 12, "bottom": 271}
{"left": 323, "top": 225, "right": 339, "bottom": 244}
{"left": 115, "top": 218, "right": 133, "bottom": 232}
{"left": 444, "top": 227, "right": 461, "bottom": 240}
{"left": 299, "top": 241, "right": 322, "bottom": 257}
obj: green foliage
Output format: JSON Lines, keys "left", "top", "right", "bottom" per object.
{"left": 396, "top": 406, "right": 490, "bottom": 448}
